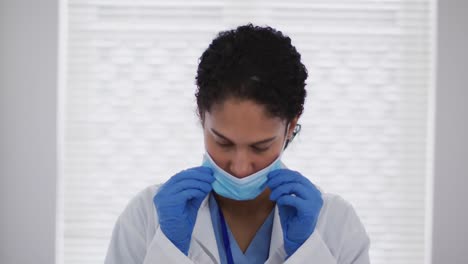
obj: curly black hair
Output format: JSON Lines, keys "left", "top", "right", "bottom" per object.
{"left": 195, "top": 24, "right": 308, "bottom": 123}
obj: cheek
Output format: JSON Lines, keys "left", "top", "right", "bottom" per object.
{"left": 205, "top": 142, "right": 231, "bottom": 169}
{"left": 204, "top": 131, "right": 217, "bottom": 150}
{"left": 204, "top": 132, "right": 226, "bottom": 162}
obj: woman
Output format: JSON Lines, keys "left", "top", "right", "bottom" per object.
{"left": 105, "top": 24, "right": 370, "bottom": 264}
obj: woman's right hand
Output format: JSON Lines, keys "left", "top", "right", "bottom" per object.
{"left": 153, "top": 166, "right": 214, "bottom": 255}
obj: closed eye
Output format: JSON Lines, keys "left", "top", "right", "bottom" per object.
{"left": 217, "top": 141, "right": 268, "bottom": 153}
{"left": 251, "top": 145, "right": 269, "bottom": 152}
{"left": 217, "top": 141, "right": 233, "bottom": 148}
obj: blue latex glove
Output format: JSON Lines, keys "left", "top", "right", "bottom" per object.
{"left": 267, "top": 169, "right": 323, "bottom": 258}
{"left": 153, "top": 166, "right": 214, "bottom": 255}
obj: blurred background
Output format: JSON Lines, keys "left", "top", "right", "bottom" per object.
{"left": 1, "top": 0, "right": 466, "bottom": 263}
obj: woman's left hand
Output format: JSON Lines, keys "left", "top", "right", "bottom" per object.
{"left": 267, "top": 169, "right": 323, "bottom": 258}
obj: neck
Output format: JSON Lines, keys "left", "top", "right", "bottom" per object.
{"left": 215, "top": 188, "right": 275, "bottom": 217}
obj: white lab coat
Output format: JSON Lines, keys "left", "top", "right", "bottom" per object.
{"left": 105, "top": 184, "right": 370, "bottom": 264}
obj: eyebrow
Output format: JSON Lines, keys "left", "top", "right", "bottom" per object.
{"left": 211, "top": 128, "right": 277, "bottom": 145}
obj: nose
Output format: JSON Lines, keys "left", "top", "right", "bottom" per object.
{"left": 229, "top": 150, "right": 253, "bottom": 178}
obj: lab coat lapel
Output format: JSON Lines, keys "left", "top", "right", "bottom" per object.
{"left": 191, "top": 197, "right": 286, "bottom": 264}
{"left": 191, "top": 194, "right": 221, "bottom": 263}
{"left": 266, "top": 161, "right": 288, "bottom": 263}
{"left": 270, "top": 206, "right": 283, "bottom": 252}
{"left": 266, "top": 205, "right": 287, "bottom": 263}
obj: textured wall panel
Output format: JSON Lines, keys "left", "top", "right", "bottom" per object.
{"left": 65, "top": 1, "right": 433, "bottom": 263}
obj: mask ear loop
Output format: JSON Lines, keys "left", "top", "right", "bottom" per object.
{"left": 284, "top": 123, "right": 301, "bottom": 150}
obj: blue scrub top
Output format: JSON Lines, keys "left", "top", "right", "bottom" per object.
{"left": 209, "top": 194, "right": 274, "bottom": 264}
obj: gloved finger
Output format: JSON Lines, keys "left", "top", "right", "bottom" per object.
{"left": 269, "top": 182, "right": 311, "bottom": 201}
{"left": 267, "top": 169, "right": 304, "bottom": 188}
{"left": 189, "top": 193, "right": 207, "bottom": 210}
{"left": 277, "top": 192, "right": 324, "bottom": 217}
{"left": 168, "top": 166, "right": 214, "bottom": 185}
{"left": 267, "top": 169, "right": 312, "bottom": 189}
{"left": 165, "top": 179, "right": 213, "bottom": 195}
{"left": 189, "top": 166, "right": 214, "bottom": 178}
{"left": 276, "top": 194, "right": 302, "bottom": 209}
{"left": 178, "top": 188, "right": 211, "bottom": 201}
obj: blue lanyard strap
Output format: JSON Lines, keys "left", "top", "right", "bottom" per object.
{"left": 218, "top": 208, "right": 234, "bottom": 264}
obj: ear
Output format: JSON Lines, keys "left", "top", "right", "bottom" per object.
{"left": 287, "top": 116, "right": 300, "bottom": 140}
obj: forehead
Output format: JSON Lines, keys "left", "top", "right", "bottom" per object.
{"left": 204, "top": 98, "right": 285, "bottom": 142}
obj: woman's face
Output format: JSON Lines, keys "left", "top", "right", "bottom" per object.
{"left": 203, "top": 98, "right": 297, "bottom": 179}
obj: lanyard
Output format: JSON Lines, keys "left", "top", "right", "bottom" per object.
{"left": 218, "top": 208, "right": 235, "bottom": 264}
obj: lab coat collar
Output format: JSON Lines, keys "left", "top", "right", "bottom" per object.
{"left": 191, "top": 194, "right": 221, "bottom": 263}
{"left": 191, "top": 193, "right": 286, "bottom": 264}
{"left": 268, "top": 205, "right": 285, "bottom": 258}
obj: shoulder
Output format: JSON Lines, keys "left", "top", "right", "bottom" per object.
{"left": 130, "top": 184, "right": 162, "bottom": 207}
{"left": 114, "top": 184, "right": 163, "bottom": 240}
{"left": 119, "top": 184, "right": 162, "bottom": 223}
{"left": 285, "top": 188, "right": 371, "bottom": 263}
{"left": 105, "top": 184, "right": 164, "bottom": 263}
{"left": 318, "top": 191, "right": 368, "bottom": 233}
{"left": 317, "top": 191, "right": 371, "bottom": 258}
{"left": 320, "top": 192, "right": 359, "bottom": 223}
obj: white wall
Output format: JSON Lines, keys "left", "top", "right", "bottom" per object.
{"left": 431, "top": 0, "right": 468, "bottom": 263}
{"left": 0, "top": 0, "right": 59, "bottom": 263}
{"left": 0, "top": 0, "right": 467, "bottom": 263}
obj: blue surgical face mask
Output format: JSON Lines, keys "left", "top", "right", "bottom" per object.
{"left": 202, "top": 132, "right": 288, "bottom": 201}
